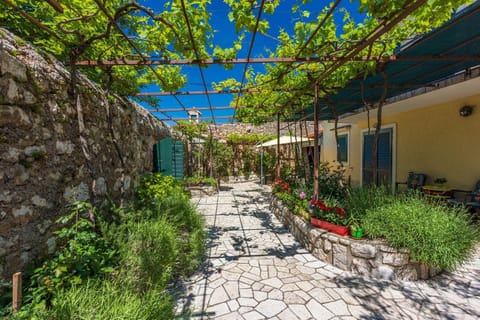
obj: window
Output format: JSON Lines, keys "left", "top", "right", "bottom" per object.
{"left": 337, "top": 134, "right": 349, "bottom": 163}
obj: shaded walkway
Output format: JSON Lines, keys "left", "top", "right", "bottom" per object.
{"left": 176, "top": 181, "right": 480, "bottom": 319}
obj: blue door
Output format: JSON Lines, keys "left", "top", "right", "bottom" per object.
{"left": 362, "top": 128, "right": 393, "bottom": 187}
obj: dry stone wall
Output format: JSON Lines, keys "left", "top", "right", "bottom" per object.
{"left": 209, "top": 121, "right": 317, "bottom": 140}
{"left": 270, "top": 197, "right": 441, "bottom": 281}
{"left": 0, "top": 29, "right": 170, "bottom": 280}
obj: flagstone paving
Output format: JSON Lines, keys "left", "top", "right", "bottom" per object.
{"left": 176, "top": 181, "right": 480, "bottom": 319}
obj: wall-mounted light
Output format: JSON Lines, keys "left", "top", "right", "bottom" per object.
{"left": 459, "top": 105, "right": 474, "bottom": 117}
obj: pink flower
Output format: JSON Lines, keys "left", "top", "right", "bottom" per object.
{"left": 299, "top": 191, "right": 307, "bottom": 199}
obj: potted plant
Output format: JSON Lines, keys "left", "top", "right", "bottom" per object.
{"left": 434, "top": 177, "right": 447, "bottom": 187}
{"left": 349, "top": 216, "right": 364, "bottom": 239}
{"left": 309, "top": 198, "right": 349, "bottom": 236}
{"left": 350, "top": 225, "right": 364, "bottom": 239}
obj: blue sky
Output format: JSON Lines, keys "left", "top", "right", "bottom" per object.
{"left": 140, "top": 0, "right": 363, "bottom": 126}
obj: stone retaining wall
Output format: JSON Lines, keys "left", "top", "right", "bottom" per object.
{"left": 0, "top": 29, "right": 170, "bottom": 279}
{"left": 270, "top": 197, "right": 441, "bottom": 280}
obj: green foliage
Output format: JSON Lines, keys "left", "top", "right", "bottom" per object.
{"left": 231, "top": 1, "right": 472, "bottom": 123}
{"left": 317, "top": 162, "right": 348, "bottom": 199}
{"left": 31, "top": 149, "right": 46, "bottom": 160}
{"left": 26, "top": 202, "right": 116, "bottom": 307}
{"left": 309, "top": 197, "right": 350, "bottom": 226}
{"left": 125, "top": 218, "right": 179, "bottom": 291}
{"left": 135, "top": 173, "right": 182, "bottom": 206}
{"left": 0, "top": 280, "right": 12, "bottom": 317}
{"left": 173, "top": 121, "right": 208, "bottom": 140}
{"left": 434, "top": 177, "right": 448, "bottom": 185}
{"left": 0, "top": 0, "right": 471, "bottom": 115}
{"left": 145, "top": 191, "right": 205, "bottom": 274}
{"left": 363, "top": 194, "right": 480, "bottom": 270}
{"left": 185, "top": 176, "right": 218, "bottom": 187}
{"left": 343, "top": 186, "right": 393, "bottom": 227}
{"left": 226, "top": 133, "right": 274, "bottom": 145}
{"left": 112, "top": 179, "right": 205, "bottom": 278}
{"left": 48, "top": 279, "right": 174, "bottom": 320}
{"left": 224, "top": 0, "right": 279, "bottom": 33}
{"left": 255, "top": 150, "right": 276, "bottom": 178}
{"left": 211, "top": 139, "right": 235, "bottom": 178}
{"left": 10, "top": 174, "right": 205, "bottom": 318}
{"left": 0, "top": 0, "right": 212, "bottom": 102}
{"left": 242, "top": 149, "right": 253, "bottom": 176}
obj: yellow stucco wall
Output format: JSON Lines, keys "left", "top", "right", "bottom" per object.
{"left": 323, "top": 94, "right": 480, "bottom": 190}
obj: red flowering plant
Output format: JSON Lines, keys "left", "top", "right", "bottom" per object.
{"left": 309, "top": 197, "right": 349, "bottom": 226}
{"left": 272, "top": 179, "right": 291, "bottom": 194}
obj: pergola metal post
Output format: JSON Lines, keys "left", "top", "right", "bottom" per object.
{"left": 260, "top": 148, "right": 265, "bottom": 185}
{"left": 313, "top": 82, "right": 320, "bottom": 200}
{"left": 275, "top": 112, "right": 281, "bottom": 179}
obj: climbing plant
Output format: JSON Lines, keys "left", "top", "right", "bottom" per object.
{"left": 0, "top": 0, "right": 471, "bottom": 111}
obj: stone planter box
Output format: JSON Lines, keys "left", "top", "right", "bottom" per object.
{"left": 270, "top": 196, "right": 441, "bottom": 280}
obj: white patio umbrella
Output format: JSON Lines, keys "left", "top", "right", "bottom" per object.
{"left": 255, "top": 135, "right": 314, "bottom": 148}
{"left": 255, "top": 136, "right": 314, "bottom": 184}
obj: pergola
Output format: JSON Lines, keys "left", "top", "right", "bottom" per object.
{"left": 4, "top": 0, "right": 477, "bottom": 124}
{"left": 2, "top": 0, "right": 479, "bottom": 196}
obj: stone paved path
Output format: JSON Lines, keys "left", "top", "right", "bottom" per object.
{"left": 176, "top": 181, "right": 480, "bottom": 319}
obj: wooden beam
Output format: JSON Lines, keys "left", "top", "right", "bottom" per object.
{"left": 12, "top": 272, "right": 22, "bottom": 314}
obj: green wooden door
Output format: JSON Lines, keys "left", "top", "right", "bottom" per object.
{"left": 172, "top": 141, "right": 184, "bottom": 180}
{"left": 153, "top": 138, "right": 184, "bottom": 179}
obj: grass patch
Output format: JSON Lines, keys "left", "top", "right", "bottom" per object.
{"left": 44, "top": 279, "right": 173, "bottom": 320}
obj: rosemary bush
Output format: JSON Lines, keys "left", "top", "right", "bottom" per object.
{"left": 363, "top": 194, "right": 479, "bottom": 270}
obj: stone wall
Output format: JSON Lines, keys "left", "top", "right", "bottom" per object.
{"left": 270, "top": 197, "right": 441, "bottom": 281}
{"left": 209, "top": 121, "right": 318, "bottom": 140}
{"left": 0, "top": 29, "right": 170, "bottom": 279}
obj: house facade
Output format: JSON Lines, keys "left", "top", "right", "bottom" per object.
{"left": 321, "top": 70, "right": 480, "bottom": 191}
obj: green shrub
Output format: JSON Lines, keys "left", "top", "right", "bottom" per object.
{"left": 48, "top": 279, "right": 174, "bottom": 320}
{"left": 0, "top": 280, "right": 12, "bottom": 317}
{"left": 255, "top": 150, "right": 276, "bottom": 178}
{"left": 135, "top": 173, "right": 182, "bottom": 206}
{"left": 344, "top": 186, "right": 393, "bottom": 226}
{"left": 148, "top": 191, "right": 205, "bottom": 274}
{"left": 363, "top": 195, "right": 479, "bottom": 270}
{"left": 212, "top": 140, "right": 235, "bottom": 178}
{"left": 185, "top": 176, "right": 218, "bottom": 187}
{"left": 27, "top": 202, "right": 116, "bottom": 306}
{"left": 317, "top": 162, "right": 348, "bottom": 199}
{"left": 10, "top": 175, "right": 205, "bottom": 318}
{"left": 125, "top": 218, "right": 179, "bottom": 291}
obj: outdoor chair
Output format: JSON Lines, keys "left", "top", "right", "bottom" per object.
{"left": 395, "top": 172, "right": 427, "bottom": 192}
{"left": 449, "top": 180, "right": 480, "bottom": 215}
